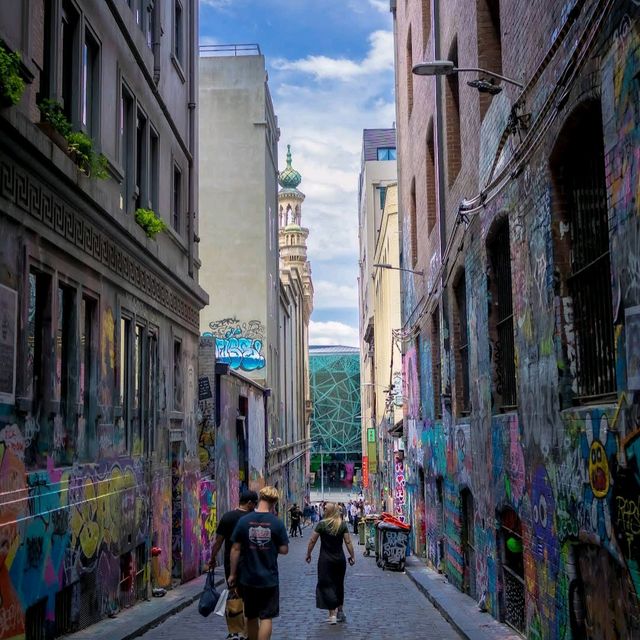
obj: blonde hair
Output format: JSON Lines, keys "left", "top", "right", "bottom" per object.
{"left": 259, "top": 486, "right": 279, "bottom": 504}
{"left": 321, "top": 502, "right": 343, "bottom": 535}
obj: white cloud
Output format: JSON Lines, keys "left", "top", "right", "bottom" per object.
{"left": 309, "top": 321, "right": 360, "bottom": 347}
{"left": 368, "top": 0, "right": 390, "bottom": 12}
{"left": 199, "top": 0, "right": 233, "bottom": 8}
{"left": 314, "top": 281, "right": 359, "bottom": 309}
{"left": 272, "top": 30, "right": 394, "bottom": 81}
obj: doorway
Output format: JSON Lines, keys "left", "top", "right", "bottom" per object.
{"left": 460, "top": 488, "right": 476, "bottom": 598}
{"left": 498, "top": 507, "right": 525, "bottom": 633}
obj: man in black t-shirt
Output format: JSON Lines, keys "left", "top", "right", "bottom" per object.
{"left": 209, "top": 490, "right": 259, "bottom": 580}
{"left": 229, "top": 486, "right": 289, "bottom": 640}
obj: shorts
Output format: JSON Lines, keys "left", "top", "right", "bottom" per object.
{"left": 239, "top": 585, "right": 280, "bottom": 620}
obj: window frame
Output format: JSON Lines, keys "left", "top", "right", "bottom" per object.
{"left": 172, "top": 163, "right": 183, "bottom": 233}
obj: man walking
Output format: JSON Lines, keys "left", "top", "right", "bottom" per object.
{"left": 228, "top": 486, "right": 289, "bottom": 640}
{"left": 209, "top": 490, "right": 258, "bottom": 640}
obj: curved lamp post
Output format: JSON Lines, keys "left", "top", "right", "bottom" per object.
{"left": 412, "top": 60, "right": 524, "bottom": 93}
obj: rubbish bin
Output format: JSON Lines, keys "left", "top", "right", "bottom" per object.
{"left": 376, "top": 518, "right": 411, "bottom": 571}
{"left": 364, "top": 515, "right": 379, "bottom": 556}
{"left": 358, "top": 520, "right": 366, "bottom": 545}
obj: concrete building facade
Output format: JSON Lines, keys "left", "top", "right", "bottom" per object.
{"left": 393, "top": 0, "right": 640, "bottom": 637}
{"left": 357, "top": 128, "right": 397, "bottom": 504}
{"left": 0, "top": 1, "right": 207, "bottom": 637}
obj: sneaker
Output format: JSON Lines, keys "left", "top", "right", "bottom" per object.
{"left": 337, "top": 611, "right": 347, "bottom": 623}
{"left": 327, "top": 615, "right": 337, "bottom": 625}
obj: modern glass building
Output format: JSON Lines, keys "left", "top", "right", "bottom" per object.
{"left": 309, "top": 345, "right": 361, "bottom": 492}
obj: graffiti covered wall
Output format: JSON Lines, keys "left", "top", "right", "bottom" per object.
{"left": 400, "top": 2, "right": 640, "bottom": 638}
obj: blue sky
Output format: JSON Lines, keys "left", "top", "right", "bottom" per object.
{"left": 200, "top": 0, "right": 395, "bottom": 346}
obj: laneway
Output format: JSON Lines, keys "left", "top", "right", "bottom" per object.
{"left": 139, "top": 527, "right": 461, "bottom": 640}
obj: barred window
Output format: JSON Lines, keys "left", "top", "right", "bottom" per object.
{"left": 454, "top": 271, "right": 470, "bottom": 414}
{"left": 551, "top": 102, "right": 615, "bottom": 402}
{"left": 487, "top": 220, "right": 517, "bottom": 409}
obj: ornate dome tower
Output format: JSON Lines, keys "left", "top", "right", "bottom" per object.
{"left": 278, "top": 145, "right": 313, "bottom": 311}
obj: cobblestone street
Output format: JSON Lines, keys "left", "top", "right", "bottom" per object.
{"left": 139, "top": 528, "right": 461, "bottom": 640}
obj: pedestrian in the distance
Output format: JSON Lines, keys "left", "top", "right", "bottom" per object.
{"left": 208, "top": 490, "right": 258, "bottom": 640}
{"left": 228, "top": 486, "right": 289, "bottom": 640}
{"left": 305, "top": 502, "right": 356, "bottom": 625}
{"left": 288, "top": 504, "right": 303, "bottom": 537}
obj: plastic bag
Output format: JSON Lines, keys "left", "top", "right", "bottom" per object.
{"left": 198, "top": 571, "right": 220, "bottom": 617}
{"left": 213, "top": 588, "right": 229, "bottom": 617}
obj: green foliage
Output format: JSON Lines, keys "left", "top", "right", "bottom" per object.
{"left": 0, "top": 42, "right": 25, "bottom": 105}
{"left": 66, "top": 130, "right": 109, "bottom": 179}
{"left": 38, "top": 99, "right": 72, "bottom": 137}
{"left": 135, "top": 208, "right": 167, "bottom": 239}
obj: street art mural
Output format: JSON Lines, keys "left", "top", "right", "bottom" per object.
{"left": 400, "top": 5, "right": 640, "bottom": 638}
{"left": 205, "top": 317, "right": 266, "bottom": 372}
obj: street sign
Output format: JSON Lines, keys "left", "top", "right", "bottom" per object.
{"left": 367, "top": 427, "right": 375, "bottom": 443}
{"left": 362, "top": 456, "right": 369, "bottom": 487}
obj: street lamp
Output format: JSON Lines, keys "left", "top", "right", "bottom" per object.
{"left": 412, "top": 59, "right": 524, "bottom": 92}
{"left": 373, "top": 262, "right": 424, "bottom": 276}
{"left": 311, "top": 440, "right": 326, "bottom": 501}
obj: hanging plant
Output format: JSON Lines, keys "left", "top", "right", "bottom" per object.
{"left": 135, "top": 208, "right": 167, "bottom": 239}
{"left": 0, "top": 42, "right": 25, "bottom": 106}
{"left": 38, "top": 99, "right": 72, "bottom": 137}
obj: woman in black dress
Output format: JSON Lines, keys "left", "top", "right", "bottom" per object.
{"left": 305, "top": 502, "right": 356, "bottom": 624}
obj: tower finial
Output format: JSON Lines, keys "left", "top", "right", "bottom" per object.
{"left": 279, "top": 144, "right": 302, "bottom": 189}
{"left": 286, "top": 144, "right": 292, "bottom": 167}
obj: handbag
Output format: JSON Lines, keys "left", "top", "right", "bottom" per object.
{"left": 198, "top": 571, "right": 221, "bottom": 617}
{"left": 226, "top": 592, "right": 245, "bottom": 633}
{"left": 213, "top": 588, "right": 229, "bottom": 616}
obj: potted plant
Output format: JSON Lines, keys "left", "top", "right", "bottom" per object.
{"left": 66, "top": 131, "right": 108, "bottom": 179}
{"left": 0, "top": 42, "right": 25, "bottom": 107}
{"left": 37, "top": 99, "right": 71, "bottom": 148}
{"left": 135, "top": 208, "right": 167, "bottom": 239}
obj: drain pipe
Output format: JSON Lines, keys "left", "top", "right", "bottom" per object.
{"left": 187, "top": 0, "right": 197, "bottom": 278}
{"left": 433, "top": 0, "right": 452, "bottom": 405}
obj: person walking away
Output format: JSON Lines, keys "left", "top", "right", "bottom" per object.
{"left": 228, "top": 486, "right": 289, "bottom": 640}
{"left": 209, "top": 490, "right": 258, "bottom": 640}
{"left": 288, "top": 504, "right": 302, "bottom": 537}
{"left": 305, "top": 502, "right": 356, "bottom": 624}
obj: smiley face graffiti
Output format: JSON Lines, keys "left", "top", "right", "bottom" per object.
{"left": 589, "top": 439, "right": 610, "bottom": 499}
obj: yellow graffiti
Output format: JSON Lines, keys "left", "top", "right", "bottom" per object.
{"left": 70, "top": 480, "right": 100, "bottom": 559}
{"left": 589, "top": 440, "right": 610, "bottom": 499}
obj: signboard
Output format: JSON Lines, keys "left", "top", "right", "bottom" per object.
{"left": 362, "top": 456, "right": 369, "bottom": 488}
{"left": 0, "top": 285, "right": 17, "bottom": 405}
{"left": 198, "top": 376, "right": 212, "bottom": 401}
{"left": 394, "top": 454, "right": 406, "bottom": 522}
{"left": 367, "top": 427, "right": 376, "bottom": 443}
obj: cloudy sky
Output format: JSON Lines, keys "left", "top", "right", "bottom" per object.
{"left": 200, "top": 0, "right": 396, "bottom": 346}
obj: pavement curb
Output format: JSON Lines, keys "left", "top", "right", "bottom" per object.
{"left": 119, "top": 576, "right": 227, "bottom": 640}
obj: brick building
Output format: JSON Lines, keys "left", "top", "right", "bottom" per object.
{"left": 0, "top": 1, "right": 207, "bottom": 637}
{"left": 393, "top": 0, "right": 640, "bottom": 637}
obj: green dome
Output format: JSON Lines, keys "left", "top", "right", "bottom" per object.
{"left": 279, "top": 145, "right": 302, "bottom": 189}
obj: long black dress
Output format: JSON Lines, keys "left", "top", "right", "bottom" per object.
{"left": 315, "top": 520, "right": 348, "bottom": 610}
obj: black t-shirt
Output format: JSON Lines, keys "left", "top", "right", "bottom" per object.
{"left": 216, "top": 508, "right": 251, "bottom": 578}
{"left": 231, "top": 511, "right": 289, "bottom": 587}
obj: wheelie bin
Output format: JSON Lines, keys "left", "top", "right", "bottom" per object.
{"left": 375, "top": 513, "right": 411, "bottom": 571}
{"left": 364, "top": 515, "right": 379, "bottom": 556}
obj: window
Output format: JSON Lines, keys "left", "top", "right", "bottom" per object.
{"left": 173, "top": 165, "right": 182, "bottom": 232}
{"left": 61, "top": 1, "right": 80, "bottom": 123}
{"left": 410, "top": 177, "right": 418, "bottom": 267}
{"left": 150, "top": 127, "right": 159, "bottom": 211}
{"left": 376, "top": 186, "right": 387, "bottom": 211}
{"left": 121, "top": 85, "right": 134, "bottom": 211}
{"left": 173, "top": 339, "right": 183, "bottom": 410}
{"left": 426, "top": 123, "right": 436, "bottom": 234}
{"left": 421, "top": 0, "right": 431, "bottom": 53}
{"left": 135, "top": 110, "right": 147, "bottom": 210}
{"left": 174, "top": 1, "right": 184, "bottom": 65}
{"left": 79, "top": 296, "right": 97, "bottom": 460}
{"left": 56, "top": 283, "right": 75, "bottom": 465}
{"left": 146, "top": 332, "right": 158, "bottom": 453}
{"left": 476, "top": 0, "right": 502, "bottom": 118}
{"left": 431, "top": 308, "right": 442, "bottom": 418}
{"left": 406, "top": 26, "right": 414, "bottom": 116}
{"left": 82, "top": 29, "right": 100, "bottom": 137}
{"left": 487, "top": 220, "right": 517, "bottom": 409}
{"left": 453, "top": 272, "right": 470, "bottom": 414}
{"left": 551, "top": 102, "right": 615, "bottom": 402}
{"left": 446, "top": 38, "right": 461, "bottom": 186}
{"left": 120, "top": 316, "right": 131, "bottom": 448}
{"left": 377, "top": 147, "right": 397, "bottom": 161}
{"left": 26, "top": 269, "right": 52, "bottom": 467}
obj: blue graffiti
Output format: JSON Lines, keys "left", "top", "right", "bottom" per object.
{"left": 213, "top": 328, "right": 265, "bottom": 371}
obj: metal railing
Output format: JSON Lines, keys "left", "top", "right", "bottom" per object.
{"left": 199, "top": 43, "right": 261, "bottom": 57}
